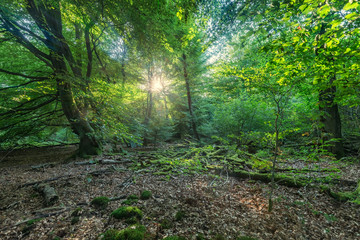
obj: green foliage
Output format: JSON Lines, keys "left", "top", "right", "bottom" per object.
{"left": 175, "top": 210, "right": 186, "bottom": 221}
{"left": 111, "top": 206, "right": 143, "bottom": 220}
{"left": 140, "top": 190, "right": 152, "bottom": 200}
{"left": 91, "top": 196, "right": 110, "bottom": 209}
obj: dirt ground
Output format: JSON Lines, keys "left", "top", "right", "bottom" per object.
{"left": 0, "top": 146, "right": 359, "bottom": 240}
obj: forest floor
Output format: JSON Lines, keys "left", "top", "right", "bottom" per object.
{"left": 0, "top": 145, "right": 359, "bottom": 240}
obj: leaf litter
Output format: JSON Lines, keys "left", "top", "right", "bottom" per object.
{"left": 0, "top": 146, "right": 359, "bottom": 240}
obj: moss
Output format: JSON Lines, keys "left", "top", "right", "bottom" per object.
{"left": 175, "top": 210, "right": 185, "bottom": 221}
{"left": 26, "top": 218, "right": 42, "bottom": 225}
{"left": 117, "top": 225, "right": 146, "bottom": 240}
{"left": 196, "top": 234, "right": 206, "bottom": 240}
{"left": 212, "top": 234, "right": 226, "bottom": 240}
{"left": 163, "top": 236, "right": 187, "bottom": 240}
{"left": 99, "top": 229, "right": 120, "bottom": 240}
{"left": 71, "top": 216, "right": 80, "bottom": 225}
{"left": 111, "top": 206, "right": 143, "bottom": 220}
{"left": 153, "top": 172, "right": 168, "bottom": 176}
{"left": 125, "top": 217, "right": 139, "bottom": 225}
{"left": 71, "top": 207, "right": 82, "bottom": 217}
{"left": 128, "top": 195, "right": 139, "bottom": 200}
{"left": 91, "top": 196, "right": 110, "bottom": 209}
{"left": 160, "top": 219, "right": 172, "bottom": 229}
{"left": 122, "top": 195, "right": 139, "bottom": 205}
{"left": 140, "top": 190, "right": 152, "bottom": 200}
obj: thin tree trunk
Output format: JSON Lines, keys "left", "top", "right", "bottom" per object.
{"left": 182, "top": 53, "right": 200, "bottom": 140}
{"left": 143, "top": 65, "right": 154, "bottom": 145}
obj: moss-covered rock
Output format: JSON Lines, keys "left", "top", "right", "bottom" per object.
{"left": 91, "top": 196, "right": 110, "bottom": 209}
{"left": 140, "top": 190, "right": 152, "bottom": 200}
{"left": 111, "top": 206, "right": 143, "bottom": 220}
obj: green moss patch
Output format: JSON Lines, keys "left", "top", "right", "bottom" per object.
{"left": 175, "top": 210, "right": 185, "bottom": 221}
{"left": 99, "top": 225, "right": 146, "bottom": 240}
{"left": 99, "top": 229, "right": 120, "bottom": 240}
{"left": 140, "top": 190, "right": 152, "bottom": 200}
{"left": 118, "top": 225, "right": 146, "bottom": 240}
{"left": 91, "top": 196, "right": 110, "bottom": 209}
{"left": 111, "top": 206, "right": 143, "bottom": 220}
{"left": 122, "top": 195, "right": 139, "bottom": 205}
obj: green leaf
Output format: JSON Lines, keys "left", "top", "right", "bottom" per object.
{"left": 345, "top": 12, "right": 359, "bottom": 20}
{"left": 343, "top": 2, "right": 359, "bottom": 11}
{"left": 317, "top": 5, "right": 330, "bottom": 17}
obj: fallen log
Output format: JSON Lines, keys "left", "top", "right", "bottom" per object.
{"left": 31, "top": 163, "right": 56, "bottom": 170}
{"left": 229, "top": 169, "right": 308, "bottom": 188}
{"left": 74, "top": 159, "right": 123, "bottom": 165}
{"left": 34, "top": 184, "right": 59, "bottom": 206}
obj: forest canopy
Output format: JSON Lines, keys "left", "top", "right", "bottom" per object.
{"left": 0, "top": 0, "right": 359, "bottom": 159}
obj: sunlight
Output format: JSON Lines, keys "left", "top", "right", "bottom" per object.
{"left": 151, "top": 78, "right": 164, "bottom": 93}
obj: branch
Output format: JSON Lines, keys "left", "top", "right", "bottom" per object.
{"left": 0, "top": 68, "right": 48, "bottom": 79}
{"left": 0, "top": 96, "right": 56, "bottom": 117}
{"left": 0, "top": 79, "right": 46, "bottom": 91}
{"left": 0, "top": 109, "right": 63, "bottom": 131}
{"left": 0, "top": 10, "right": 52, "bottom": 67}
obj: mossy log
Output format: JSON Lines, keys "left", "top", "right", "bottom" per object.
{"left": 321, "top": 180, "right": 360, "bottom": 204}
{"left": 230, "top": 169, "right": 308, "bottom": 188}
{"left": 34, "top": 184, "right": 59, "bottom": 206}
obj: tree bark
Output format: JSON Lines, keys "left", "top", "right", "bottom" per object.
{"left": 319, "top": 77, "right": 344, "bottom": 159}
{"left": 182, "top": 53, "right": 200, "bottom": 140}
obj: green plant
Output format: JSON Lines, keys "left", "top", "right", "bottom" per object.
{"left": 91, "top": 196, "right": 110, "bottom": 209}
{"left": 140, "top": 190, "right": 152, "bottom": 200}
{"left": 175, "top": 210, "right": 185, "bottom": 221}
{"left": 111, "top": 206, "right": 143, "bottom": 220}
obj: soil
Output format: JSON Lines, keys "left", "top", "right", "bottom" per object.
{"left": 0, "top": 145, "right": 359, "bottom": 240}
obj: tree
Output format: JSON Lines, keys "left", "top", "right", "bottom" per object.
{"left": 0, "top": 0, "right": 104, "bottom": 155}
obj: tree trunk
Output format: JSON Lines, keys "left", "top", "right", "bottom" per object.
{"left": 182, "top": 53, "right": 200, "bottom": 140}
{"left": 143, "top": 65, "right": 154, "bottom": 145}
{"left": 319, "top": 77, "right": 344, "bottom": 159}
